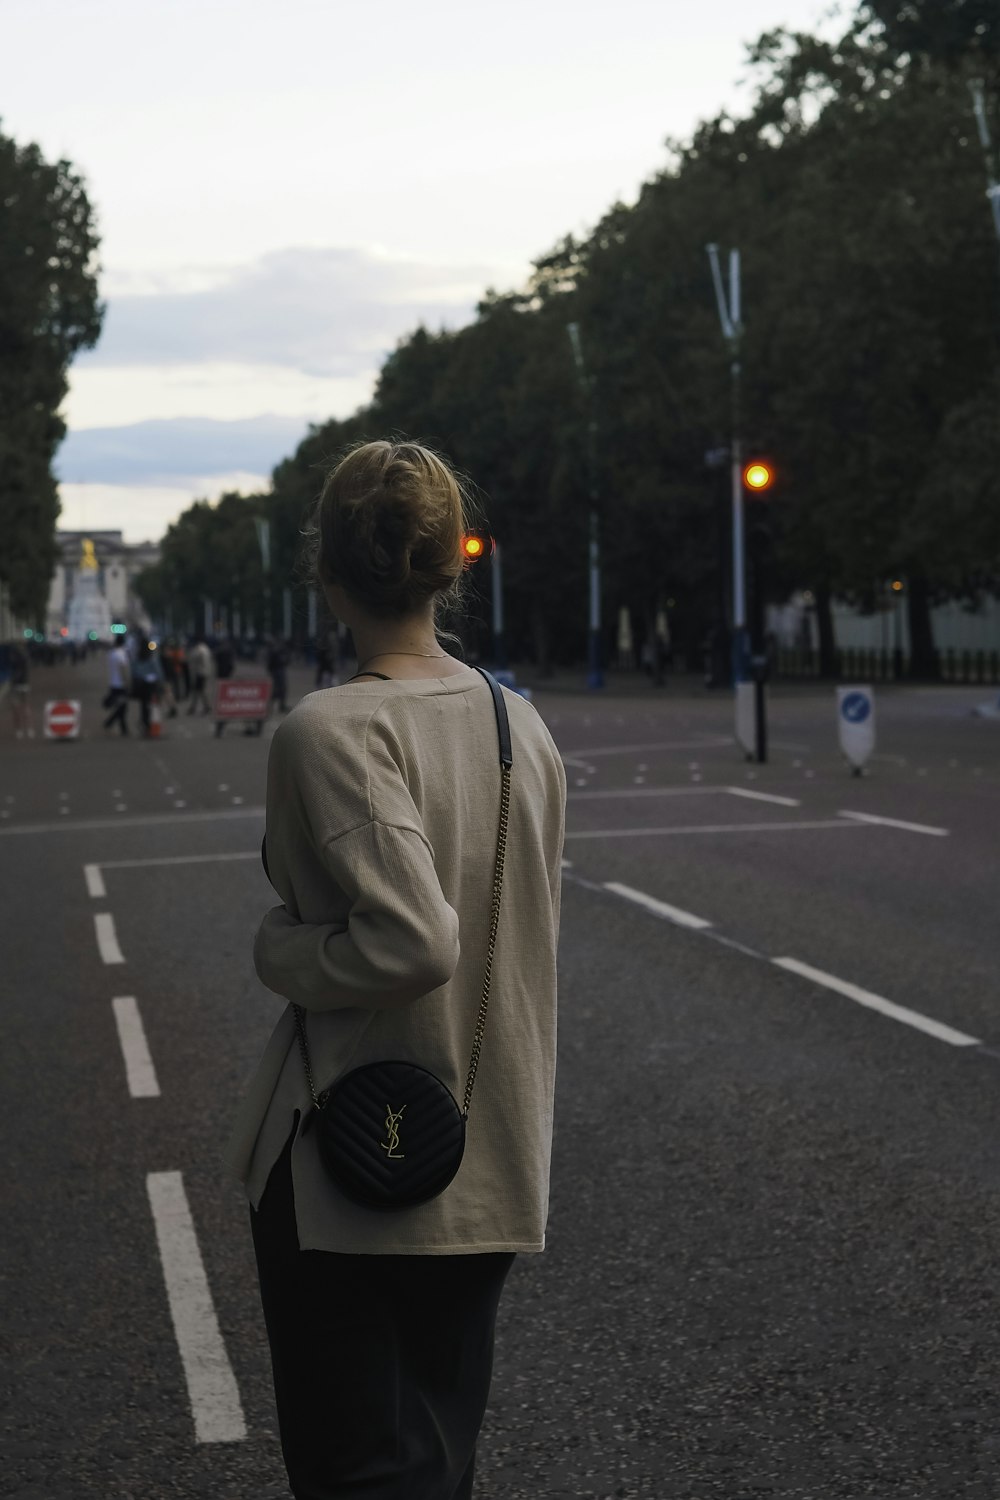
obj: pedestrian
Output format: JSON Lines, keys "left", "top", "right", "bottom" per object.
{"left": 102, "top": 636, "right": 132, "bottom": 736}
{"left": 214, "top": 636, "right": 235, "bottom": 680}
{"left": 186, "top": 637, "right": 213, "bottom": 715}
{"left": 224, "top": 438, "right": 567, "bottom": 1500}
{"left": 313, "top": 634, "right": 332, "bottom": 689}
{"left": 266, "top": 635, "right": 291, "bottom": 714}
{"left": 6, "top": 641, "right": 35, "bottom": 739}
{"left": 653, "top": 630, "right": 669, "bottom": 688}
{"left": 162, "top": 635, "right": 185, "bottom": 710}
{"left": 133, "top": 637, "right": 164, "bottom": 737}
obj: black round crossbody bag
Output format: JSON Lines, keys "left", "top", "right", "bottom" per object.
{"left": 262, "top": 666, "right": 512, "bottom": 1213}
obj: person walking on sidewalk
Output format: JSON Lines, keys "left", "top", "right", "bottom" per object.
{"left": 214, "top": 635, "right": 235, "bottom": 681}
{"left": 225, "top": 439, "right": 566, "bottom": 1500}
{"left": 103, "top": 638, "right": 132, "bottom": 735}
{"left": 266, "top": 635, "right": 291, "bottom": 714}
{"left": 186, "top": 638, "right": 213, "bottom": 715}
{"left": 6, "top": 641, "right": 35, "bottom": 740}
{"left": 134, "top": 637, "right": 164, "bottom": 737}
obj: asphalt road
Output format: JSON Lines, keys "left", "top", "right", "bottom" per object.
{"left": 2, "top": 653, "right": 999, "bottom": 1499}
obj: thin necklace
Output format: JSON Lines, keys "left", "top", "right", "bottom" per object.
{"left": 357, "top": 648, "right": 447, "bottom": 673}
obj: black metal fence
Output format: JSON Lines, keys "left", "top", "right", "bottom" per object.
{"left": 776, "top": 646, "right": 1000, "bottom": 685}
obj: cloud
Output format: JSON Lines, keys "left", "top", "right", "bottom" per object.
{"left": 79, "top": 245, "right": 504, "bottom": 376}
{"left": 55, "top": 414, "right": 312, "bottom": 486}
{"left": 57, "top": 475, "right": 271, "bottom": 547}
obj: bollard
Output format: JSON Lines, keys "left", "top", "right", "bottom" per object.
{"left": 837, "top": 685, "right": 875, "bottom": 776}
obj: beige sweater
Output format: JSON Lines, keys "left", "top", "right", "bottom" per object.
{"left": 223, "top": 665, "right": 566, "bottom": 1253}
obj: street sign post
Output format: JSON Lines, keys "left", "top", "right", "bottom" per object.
{"left": 43, "top": 700, "right": 81, "bottom": 740}
{"left": 212, "top": 680, "right": 271, "bottom": 737}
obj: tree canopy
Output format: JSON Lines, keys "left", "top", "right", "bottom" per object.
{"left": 0, "top": 126, "right": 103, "bottom": 622}
{"left": 144, "top": 0, "right": 1000, "bottom": 676}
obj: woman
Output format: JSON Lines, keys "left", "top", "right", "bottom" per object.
{"left": 7, "top": 641, "right": 35, "bottom": 739}
{"left": 133, "top": 636, "right": 164, "bottom": 737}
{"left": 225, "top": 440, "right": 566, "bottom": 1499}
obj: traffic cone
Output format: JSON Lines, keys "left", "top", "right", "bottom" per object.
{"left": 149, "top": 697, "right": 163, "bottom": 738}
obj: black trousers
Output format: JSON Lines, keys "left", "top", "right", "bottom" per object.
{"left": 103, "top": 686, "right": 129, "bottom": 733}
{"left": 250, "top": 1122, "right": 515, "bottom": 1500}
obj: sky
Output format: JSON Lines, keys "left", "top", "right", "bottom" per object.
{"left": 2, "top": 0, "right": 841, "bottom": 544}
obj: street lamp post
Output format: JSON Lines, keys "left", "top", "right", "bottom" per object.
{"left": 969, "top": 80, "right": 1000, "bottom": 253}
{"left": 567, "top": 321, "right": 604, "bottom": 691}
{"left": 491, "top": 541, "right": 507, "bottom": 670}
{"left": 706, "top": 243, "right": 759, "bottom": 759}
{"left": 254, "top": 516, "right": 272, "bottom": 639}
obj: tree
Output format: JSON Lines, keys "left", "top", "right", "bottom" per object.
{"left": 253, "top": 1, "right": 1000, "bottom": 678}
{"left": 0, "top": 127, "right": 103, "bottom": 622}
{"left": 134, "top": 490, "right": 268, "bottom": 634}
{"left": 862, "top": 1, "right": 1000, "bottom": 69}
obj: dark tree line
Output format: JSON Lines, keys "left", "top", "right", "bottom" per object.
{"left": 0, "top": 125, "right": 103, "bottom": 623}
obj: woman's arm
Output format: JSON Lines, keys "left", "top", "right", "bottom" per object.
{"left": 253, "top": 819, "right": 460, "bottom": 1011}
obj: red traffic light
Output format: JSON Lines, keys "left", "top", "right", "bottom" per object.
{"left": 743, "top": 460, "right": 775, "bottom": 493}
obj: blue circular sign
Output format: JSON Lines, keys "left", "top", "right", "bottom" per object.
{"left": 841, "top": 691, "right": 871, "bottom": 724}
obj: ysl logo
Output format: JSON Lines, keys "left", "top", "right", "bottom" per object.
{"left": 380, "top": 1104, "right": 406, "bottom": 1159}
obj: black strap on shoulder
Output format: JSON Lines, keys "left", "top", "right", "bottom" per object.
{"left": 473, "top": 666, "right": 512, "bottom": 770}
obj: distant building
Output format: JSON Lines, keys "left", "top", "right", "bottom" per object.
{"left": 46, "top": 531, "right": 161, "bottom": 641}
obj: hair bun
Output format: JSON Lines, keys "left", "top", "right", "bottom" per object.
{"left": 305, "top": 439, "right": 485, "bottom": 643}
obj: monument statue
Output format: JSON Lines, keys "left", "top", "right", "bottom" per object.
{"left": 67, "top": 536, "right": 113, "bottom": 642}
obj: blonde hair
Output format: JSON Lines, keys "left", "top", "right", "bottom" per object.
{"left": 304, "top": 439, "right": 484, "bottom": 647}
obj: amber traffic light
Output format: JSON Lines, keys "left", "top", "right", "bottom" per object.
{"left": 461, "top": 533, "right": 492, "bottom": 562}
{"left": 743, "top": 460, "right": 774, "bottom": 492}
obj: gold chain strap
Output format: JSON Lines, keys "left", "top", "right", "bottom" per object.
{"left": 461, "top": 759, "right": 510, "bottom": 1118}
{"left": 294, "top": 1003, "right": 321, "bottom": 1110}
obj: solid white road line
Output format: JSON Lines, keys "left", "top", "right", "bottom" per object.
{"left": 839, "top": 810, "right": 949, "bottom": 837}
{"left": 94, "top": 912, "right": 125, "bottom": 965}
{"left": 111, "top": 997, "right": 161, "bottom": 1097}
{"left": 772, "top": 957, "right": 980, "bottom": 1047}
{"left": 84, "top": 863, "right": 106, "bottom": 899}
{"left": 604, "top": 882, "right": 713, "bottom": 929}
{"left": 568, "top": 785, "right": 722, "bottom": 800}
{"left": 146, "top": 1172, "right": 246, "bottom": 1444}
{"left": 565, "top": 820, "right": 865, "bottom": 840}
{"left": 100, "top": 851, "right": 261, "bottom": 871}
{"left": 726, "top": 787, "right": 802, "bottom": 807}
{"left": 562, "top": 737, "right": 732, "bottom": 759}
{"left": 0, "top": 807, "right": 265, "bottom": 837}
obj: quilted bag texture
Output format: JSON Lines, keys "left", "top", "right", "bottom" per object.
{"left": 315, "top": 1060, "right": 467, "bottom": 1211}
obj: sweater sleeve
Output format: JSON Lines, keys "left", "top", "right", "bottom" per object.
{"left": 253, "top": 819, "right": 461, "bottom": 1012}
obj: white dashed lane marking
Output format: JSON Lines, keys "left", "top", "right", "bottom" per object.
{"left": 604, "top": 883, "right": 712, "bottom": 929}
{"left": 146, "top": 1172, "right": 246, "bottom": 1443}
{"left": 839, "top": 810, "right": 949, "bottom": 837}
{"left": 94, "top": 912, "right": 125, "bottom": 965}
{"left": 111, "top": 997, "right": 161, "bottom": 1097}
{"left": 84, "top": 863, "right": 106, "bottom": 898}
{"left": 589, "top": 880, "right": 982, "bottom": 1053}
{"left": 772, "top": 957, "right": 980, "bottom": 1048}
{"left": 726, "top": 787, "right": 801, "bottom": 807}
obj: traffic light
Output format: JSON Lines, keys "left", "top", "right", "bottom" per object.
{"left": 461, "top": 533, "right": 493, "bottom": 563}
{"left": 743, "top": 459, "right": 775, "bottom": 494}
